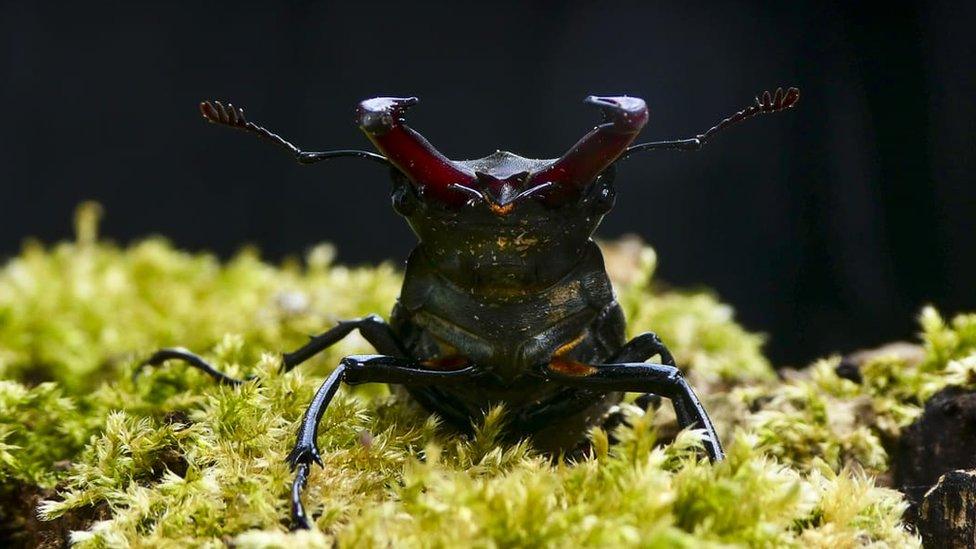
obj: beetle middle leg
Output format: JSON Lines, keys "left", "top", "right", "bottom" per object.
{"left": 287, "top": 355, "right": 477, "bottom": 529}
{"left": 543, "top": 360, "right": 724, "bottom": 462}
{"left": 511, "top": 331, "right": 675, "bottom": 433}
{"left": 281, "top": 314, "right": 406, "bottom": 371}
{"left": 138, "top": 314, "right": 405, "bottom": 383}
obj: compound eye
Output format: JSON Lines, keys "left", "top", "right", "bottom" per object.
{"left": 589, "top": 169, "right": 617, "bottom": 212}
{"left": 390, "top": 170, "right": 421, "bottom": 216}
{"left": 596, "top": 182, "right": 615, "bottom": 209}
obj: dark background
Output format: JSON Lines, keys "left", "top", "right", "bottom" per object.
{"left": 1, "top": 1, "right": 973, "bottom": 366}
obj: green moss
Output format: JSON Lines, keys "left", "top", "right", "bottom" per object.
{"left": 0, "top": 381, "right": 90, "bottom": 487}
{"left": 4, "top": 203, "right": 966, "bottom": 546}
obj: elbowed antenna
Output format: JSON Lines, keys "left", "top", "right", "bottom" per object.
{"left": 199, "top": 100, "right": 389, "bottom": 166}
{"left": 356, "top": 97, "right": 476, "bottom": 206}
{"left": 529, "top": 96, "right": 649, "bottom": 203}
{"left": 622, "top": 87, "right": 800, "bottom": 156}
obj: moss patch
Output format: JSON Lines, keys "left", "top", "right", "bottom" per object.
{"left": 5, "top": 204, "right": 972, "bottom": 546}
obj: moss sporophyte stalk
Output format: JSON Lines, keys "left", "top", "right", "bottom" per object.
{"left": 6, "top": 203, "right": 976, "bottom": 546}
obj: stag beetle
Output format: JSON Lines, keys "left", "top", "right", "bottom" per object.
{"left": 143, "top": 87, "right": 799, "bottom": 529}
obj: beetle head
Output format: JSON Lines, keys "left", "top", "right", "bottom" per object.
{"left": 357, "top": 96, "right": 646, "bottom": 290}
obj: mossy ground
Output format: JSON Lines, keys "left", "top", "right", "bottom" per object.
{"left": 3, "top": 204, "right": 975, "bottom": 547}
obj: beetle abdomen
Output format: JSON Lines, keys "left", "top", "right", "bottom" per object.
{"left": 396, "top": 241, "right": 620, "bottom": 375}
{"left": 390, "top": 240, "right": 627, "bottom": 451}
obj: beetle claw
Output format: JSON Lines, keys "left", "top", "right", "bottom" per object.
{"left": 286, "top": 443, "right": 324, "bottom": 470}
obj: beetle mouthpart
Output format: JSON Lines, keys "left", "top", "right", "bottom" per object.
{"left": 357, "top": 96, "right": 475, "bottom": 207}
{"left": 447, "top": 183, "right": 484, "bottom": 202}
{"left": 511, "top": 181, "right": 555, "bottom": 202}
{"left": 582, "top": 95, "right": 621, "bottom": 108}
{"left": 356, "top": 97, "right": 419, "bottom": 134}
{"left": 480, "top": 171, "right": 541, "bottom": 215}
{"left": 528, "top": 95, "right": 648, "bottom": 203}
{"left": 488, "top": 202, "right": 515, "bottom": 216}
{"left": 447, "top": 173, "right": 549, "bottom": 216}
{"left": 583, "top": 95, "right": 649, "bottom": 132}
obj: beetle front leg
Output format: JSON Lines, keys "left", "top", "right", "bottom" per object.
{"left": 611, "top": 332, "right": 676, "bottom": 365}
{"left": 544, "top": 362, "right": 724, "bottom": 462}
{"left": 286, "top": 355, "right": 477, "bottom": 530}
{"left": 611, "top": 332, "right": 675, "bottom": 409}
{"left": 511, "top": 332, "right": 677, "bottom": 432}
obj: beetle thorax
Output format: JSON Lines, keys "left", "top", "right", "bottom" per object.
{"left": 390, "top": 152, "right": 617, "bottom": 292}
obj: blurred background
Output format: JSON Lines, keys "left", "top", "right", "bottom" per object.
{"left": 0, "top": 1, "right": 972, "bottom": 366}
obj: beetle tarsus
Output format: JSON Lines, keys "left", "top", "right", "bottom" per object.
{"left": 290, "top": 462, "right": 313, "bottom": 530}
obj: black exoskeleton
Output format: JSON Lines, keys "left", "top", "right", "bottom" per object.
{"left": 143, "top": 87, "right": 799, "bottom": 529}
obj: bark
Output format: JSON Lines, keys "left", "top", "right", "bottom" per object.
{"left": 894, "top": 386, "right": 976, "bottom": 508}
{"left": 917, "top": 470, "right": 976, "bottom": 549}
{"left": 839, "top": 344, "right": 976, "bottom": 546}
